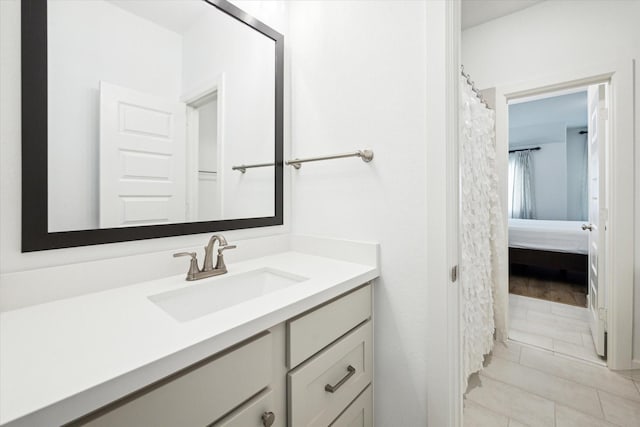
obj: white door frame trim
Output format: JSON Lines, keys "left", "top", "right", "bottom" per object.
{"left": 494, "top": 59, "right": 635, "bottom": 370}
{"left": 182, "top": 73, "right": 226, "bottom": 221}
{"left": 426, "top": 0, "right": 463, "bottom": 426}
{"left": 447, "top": 0, "right": 462, "bottom": 425}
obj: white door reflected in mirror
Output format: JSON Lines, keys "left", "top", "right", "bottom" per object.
{"left": 99, "top": 81, "right": 188, "bottom": 228}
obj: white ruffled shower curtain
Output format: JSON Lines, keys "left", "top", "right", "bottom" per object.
{"left": 460, "top": 76, "right": 507, "bottom": 390}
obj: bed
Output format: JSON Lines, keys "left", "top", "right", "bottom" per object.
{"left": 508, "top": 219, "right": 589, "bottom": 274}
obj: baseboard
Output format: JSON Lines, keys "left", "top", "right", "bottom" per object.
{"left": 632, "top": 359, "right": 640, "bottom": 369}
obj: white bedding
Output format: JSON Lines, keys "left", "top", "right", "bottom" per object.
{"left": 508, "top": 219, "right": 589, "bottom": 254}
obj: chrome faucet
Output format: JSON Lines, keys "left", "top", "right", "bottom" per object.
{"left": 173, "top": 234, "right": 237, "bottom": 281}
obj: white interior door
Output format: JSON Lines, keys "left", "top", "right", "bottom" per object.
{"left": 585, "top": 83, "right": 608, "bottom": 357}
{"left": 99, "top": 81, "right": 186, "bottom": 228}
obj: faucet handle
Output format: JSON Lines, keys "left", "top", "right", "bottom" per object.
{"left": 173, "top": 251, "right": 197, "bottom": 259}
{"left": 217, "top": 244, "right": 237, "bottom": 255}
{"left": 173, "top": 252, "right": 200, "bottom": 280}
{"left": 214, "top": 244, "right": 237, "bottom": 271}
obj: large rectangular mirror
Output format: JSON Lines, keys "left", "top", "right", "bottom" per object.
{"left": 22, "top": 0, "right": 284, "bottom": 251}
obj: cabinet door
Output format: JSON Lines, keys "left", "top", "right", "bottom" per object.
{"left": 212, "top": 388, "right": 280, "bottom": 427}
{"left": 330, "top": 385, "right": 372, "bottom": 427}
{"left": 75, "top": 332, "right": 272, "bottom": 427}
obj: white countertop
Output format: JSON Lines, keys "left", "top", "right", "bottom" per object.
{"left": 0, "top": 238, "right": 379, "bottom": 427}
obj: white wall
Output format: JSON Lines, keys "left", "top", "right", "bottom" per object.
{"left": 182, "top": 9, "right": 275, "bottom": 220}
{"left": 462, "top": 1, "right": 640, "bottom": 90}
{"left": 47, "top": 0, "right": 183, "bottom": 232}
{"left": 462, "top": 0, "right": 640, "bottom": 361}
{"left": 289, "top": 1, "right": 442, "bottom": 424}
{"left": 0, "top": 0, "right": 290, "bottom": 302}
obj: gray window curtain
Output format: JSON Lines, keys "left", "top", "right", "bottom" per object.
{"left": 508, "top": 151, "right": 535, "bottom": 219}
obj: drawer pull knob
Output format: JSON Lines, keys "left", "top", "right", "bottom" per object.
{"left": 262, "top": 411, "right": 275, "bottom": 427}
{"left": 324, "top": 365, "right": 356, "bottom": 393}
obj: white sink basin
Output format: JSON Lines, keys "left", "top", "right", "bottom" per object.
{"left": 149, "top": 268, "right": 308, "bottom": 322}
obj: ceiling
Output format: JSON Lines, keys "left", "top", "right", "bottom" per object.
{"left": 110, "top": 0, "right": 207, "bottom": 35}
{"left": 509, "top": 91, "right": 588, "bottom": 147}
{"left": 115, "top": 0, "right": 538, "bottom": 34}
{"left": 462, "top": 0, "right": 544, "bottom": 30}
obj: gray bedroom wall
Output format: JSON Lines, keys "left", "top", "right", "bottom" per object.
{"left": 529, "top": 141, "right": 568, "bottom": 220}
{"left": 566, "top": 128, "right": 588, "bottom": 221}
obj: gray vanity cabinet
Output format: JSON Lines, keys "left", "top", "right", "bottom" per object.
{"left": 69, "top": 284, "right": 372, "bottom": 427}
{"left": 330, "top": 385, "right": 373, "bottom": 427}
{"left": 212, "top": 388, "right": 276, "bottom": 427}
{"left": 71, "top": 331, "right": 283, "bottom": 427}
{"left": 287, "top": 285, "right": 373, "bottom": 426}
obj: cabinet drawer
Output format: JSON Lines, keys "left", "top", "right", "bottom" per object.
{"left": 288, "top": 321, "right": 372, "bottom": 427}
{"left": 287, "top": 284, "right": 371, "bottom": 368}
{"left": 76, "top": 332, "right": 272, "bottom": 427}
{"left": 212, "top": 388, "right": 278, "bottom": 427}
{"left": 329, "top": 385, "right": 373, "bottom": 427}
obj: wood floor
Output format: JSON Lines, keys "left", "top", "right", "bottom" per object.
{"left": 509, "top": 265, "right": 587, "bottom": 307}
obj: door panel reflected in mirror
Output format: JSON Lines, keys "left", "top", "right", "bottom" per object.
{"left": 47, "top": 0, "right": 276, "bottom": 232}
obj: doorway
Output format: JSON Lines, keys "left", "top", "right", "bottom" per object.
{"left": 183, "top": 75, "right": 225, "bottom": 222}
{"left": 491, "top": 60, "right": 635, "bottom": 371}
{"left": 464, "top": 64, "right": 637, "bottom": 425}
{"left": 505, "top": 84, "right": 608, "bottom": 364}
{"left": 458, "top": 2, "right": 638, "bottom": 426}
{"left": 187, "top": 91, "right": 221, "bottom": 221}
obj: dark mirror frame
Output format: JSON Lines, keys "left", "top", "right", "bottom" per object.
{"left": 21, "top": 0, "right": 284, "bottom": 252}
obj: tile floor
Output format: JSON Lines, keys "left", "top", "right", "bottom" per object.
{"left": 509, "top": 293, "right": 603, "bottom": 365}
{"left": 464, "top": 342, "right": 640, "bottom": 426}
{"left": 464, "top": 293, "right": 640, "bottom": 426}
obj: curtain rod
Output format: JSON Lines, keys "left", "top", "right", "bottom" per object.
{"left": 509, "top": 147, "right": 541, "bottom": 153}
{"left": 460, "top": 65, "right": 489, "bottom": 109}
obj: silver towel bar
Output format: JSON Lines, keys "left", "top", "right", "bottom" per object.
{"left": 232, "top": 149, "right": 374, "bottom": 172}
{"left": 286, "top": 149, "right": 374, "bottom": 169}
{"left": 231, "top": 162, "right": 274, "bottom": 173}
